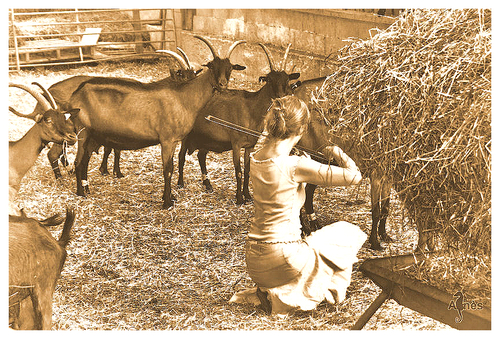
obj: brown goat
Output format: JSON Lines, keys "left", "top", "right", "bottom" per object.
{"left": 293, "top": 77, "right": 393, "bottom": 249}
{"left": 9, "top": 207, "right": 76, "bottom": 330}
{"left": 9, "top": 83, "right": 79, "bottom": 215}
{"left": 67, "top": 36, "right": 246, "bottom": 208}
{"left": 28, "top": 49, "right": 201, "bottom": 180}
{"left": 177, "top": 43, "right": 300, "bottom": 204}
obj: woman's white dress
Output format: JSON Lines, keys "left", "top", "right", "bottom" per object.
{"left": 230, "top": 154, "right": 367, "bottom": 314}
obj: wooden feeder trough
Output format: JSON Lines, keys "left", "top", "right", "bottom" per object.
{"left": 352, "top": 253, "right": 491, "bottom": 330}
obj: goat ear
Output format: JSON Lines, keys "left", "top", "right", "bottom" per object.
{"left": 259, "top": 76, "right": 268, "bottom": 83}
{"left": 232, "top": 64, "right": 246, "bottom": 71}
{"left": 291, "top": 81, "right": 303, "bottom": 91}
{"left": 34, "top": 114, "right": 43, "bottom": 123}
{"left": 66, "top": 108, "right": 80, "bottom": 119}
{"left": 288, "top": 72, "right": 300, "bottom": 80}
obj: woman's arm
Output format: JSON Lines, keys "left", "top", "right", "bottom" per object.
{"left": 294, "top": 146, "right": 362, "bottom": 186}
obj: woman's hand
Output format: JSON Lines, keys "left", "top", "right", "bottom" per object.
{"left": 323, "top": 145, "right": 348, "bottom": 167}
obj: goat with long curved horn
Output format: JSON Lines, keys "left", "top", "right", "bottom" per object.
{"left": 177, "top": 42, "right": 301, "bottom": 205}
{"left": 194, "top": 35, "right": 219, "bottom": 59}
{"left": 9, "top": 83, "right": 79, "bottom": 215}
{"left": 194, "top": 35, "right": 246, "bottom": 90}
{"left": 32, "top": 82, "right": 58, "bottom": 109}
{"left": 176, "top": 47, "right": 194, "bottom": 70}
{"left": 9, "top": 83, "right": 53, "bottom": 119}
{"left": 156, "top": 49, "right": 190, "bottom": 70}
{"left": 281, "top": 43, "right": 292, "bottom": 72}
{"left": 227, "top": 40, "right": 247, "bottom": 58}
{"left": 63, "top": 35, "right": 247, "bottom": 208}
{"left": 258, "top": 43, "right": 277, "bottom": 72}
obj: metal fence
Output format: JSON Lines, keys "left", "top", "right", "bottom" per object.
{"left": 9, "top": 8, "right": 178, "bottom": 71}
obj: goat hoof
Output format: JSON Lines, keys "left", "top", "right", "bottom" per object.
{"left": 76, "top": 190, "right": 87, "bottom": 197}
{"left": 162, "top": 201, "right": 174, "bottom": 209}
{"left": 309, "top": 219, "right": 321, "bottom": 233}
{"left": 380, "top": 233, "right": 394, "bottom": 242}
{"left": 256, "top": 288, "right": 272, "bottom": 315}
{"left": 369, "top": 240, "right": 384, "bottom": 251}
{"left": 177, "top": 178, "right": 185, "bottom": 188}
{"left": 114, "top": 172, "right": 124, "bottom": 178}
{"left": 202, "top": 179, "right": 213, "bottom": 192}
{"left": 99, "top": 168, "right": 109, "bottom": 176}
{"left": 243, "top": 194, "right": 253, "bottom": 203}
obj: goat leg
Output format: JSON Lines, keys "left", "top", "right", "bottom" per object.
{"left": 177, "top": 141, "right": 188, "bottom": 188}
{"left": 29, "top": 291, "right": 44, "bottom": 330}
{"left": 47, "top": 144, "right": 64, "bottom": 180}
{"left": 369, "top": 175, "right": 384, "bottom": 250}
{"left": 113, "top": 149, "right": 124, "bottom": 178}
{"left": 160, "top": 141, "right": 176, "bottom": 209}
{"left": 303, "top": 184, "right": 321, "bottom": 233}
{"left": 197, "top": 149, "right": 213, "bottom": 192}
{"left": 99, "top": 146, "right": 112, "bottom": 176}
{"left": 75, "top": 133, "right": 95, "bottom": 196}
{"left": 232, "top": 145, "right": 244, "bottom": 205}
{"left": 242, "top": 147, "right": 252, "bottom": 202}
{"left": 378, "top": 181, "right": 393, "bottom": 242}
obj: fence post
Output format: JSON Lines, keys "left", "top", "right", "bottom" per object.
{"left": 10, "top": 9, "right": 21, "bottom": 71}
{"left": 132, "top": 9, "right": 143, "bottom": 53}
{"left": 172, "top": 9, "right": 179, "bottom": 50}
{"left": 161, "top": 9, "right": 167, "bottom": 50}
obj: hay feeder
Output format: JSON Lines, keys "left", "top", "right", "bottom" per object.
{"left": 352, "top": 253, "right": 491, "bottom": 330}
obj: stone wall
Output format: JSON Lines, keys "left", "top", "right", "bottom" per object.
{"left": 174, "top": 9, "right": 398, "bottom": 80}
{"left": 190, "top": 9, "right": 396, "bottom": 57}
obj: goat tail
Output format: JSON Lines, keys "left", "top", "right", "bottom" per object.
{"left": 39, "top": 213, "right": 65, "bottom": 227}
{"left": 58, "top": 207, "right": 77, "bottom": 249}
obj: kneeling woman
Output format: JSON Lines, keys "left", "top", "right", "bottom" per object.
{"left": 230, "top": 95, "right": 367, "bottom": 315}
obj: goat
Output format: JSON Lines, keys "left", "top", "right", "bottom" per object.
{"left": 98, "top": 48, "right": 202, "bottom": 178}
{"left": 67, "top": 36, "right": 246, "bottom": 208}
{"left": 9, "top": 83, "right": 79, "bottom": 215}
{"left": 14, "top": 49, "right": 199, "bottom": 180}
{"left": 177, "top": 43, "right": 300, "bottom": 204}
{"left": 9, "top": 207, "right": 76, "bottom": 330}
{"left": 293, "top": 77, "right": 393, "bottom": 249}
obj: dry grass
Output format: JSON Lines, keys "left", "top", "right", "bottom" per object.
{"left": 8, "top": 59, "right": 451, "bottom": 330}
{"left": 313, "top": 9, "right": 491, "bottom": 303}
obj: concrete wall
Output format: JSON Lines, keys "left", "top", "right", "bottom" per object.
{"left": 175, "top": 9, "right": 398, "bottom": 81}
{"left": 190, "top": 9, "right": 396, "bottom": 57}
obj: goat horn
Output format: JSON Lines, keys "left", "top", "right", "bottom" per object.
{"left": 32, "top": 82, "right": 58, "bottom": 109}
{"left": 9, "top": 82, "right": 52, "bottom": 117}
{"left": 226, "top": 40, "right": 246, "bottom": 59}
{"left": 156, "top": 50, "right": 189, "bottom": 70}
{"left": 281, "top": 43, "right": 292, "bottom": 72}
{"left": 194, "top": 35, "right": 218, "bottom": 59}
{"left": 258, "top": 43, "right": 276, "bottom": 72}
{"left": 176, "top": 47, "right": 193, "bottom": 70}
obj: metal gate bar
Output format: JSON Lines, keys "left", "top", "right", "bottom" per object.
{"left": 9, "top": 8, "right": 178, "bottom": 71}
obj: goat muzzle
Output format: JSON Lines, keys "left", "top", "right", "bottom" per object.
{"left": 64, "top": 133, "right": 78, "bottom": 145}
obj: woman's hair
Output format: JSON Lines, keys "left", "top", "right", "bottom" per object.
{"left": 263, "top": 95, "right": 310, "bottom": 140}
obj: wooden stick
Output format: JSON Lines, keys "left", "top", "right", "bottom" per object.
{"left": 351, "top": 289, "right": 391, "bottom": 330}
{"left": 205, "top": 115, "right": 329, "bottom": 163}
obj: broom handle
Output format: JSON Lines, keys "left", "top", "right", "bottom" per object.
{"left": 205, "top": 115, "right": 329, "bottom": 163}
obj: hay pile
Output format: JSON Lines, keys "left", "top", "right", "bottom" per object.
{"left": 315, "top": 9, "right": 491, "bottom": 256}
